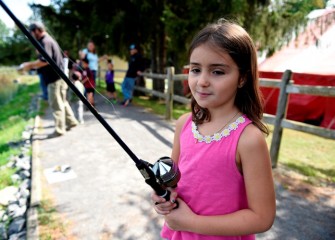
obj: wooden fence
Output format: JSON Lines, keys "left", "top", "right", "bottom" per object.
{"left": 108, "top": 67, "right": 335, "bottom": 168}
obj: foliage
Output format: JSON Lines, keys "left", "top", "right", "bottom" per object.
{"left": 0, "top": 0, "right": 325, "bottom": 71}
{"left": 0, "top": 27, "right": 35, "bottom": 65}
{"left": 251, "top": 0, "right": 326, "bottom": 56}
{"left": 0, "top": 19, "right": 9, "bottom": 46}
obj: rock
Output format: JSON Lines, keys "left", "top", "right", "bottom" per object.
{"left": 11, "top": 174, "right": 22, "bottom": 183}
{"left": 9, "top": 205, "right": 27, "bottom": 219}
{"left": 0, "top": 186, "right": 18, "bottom": 206}
{"left": 18, "top": 188, "right": 30, "bottom": 199}
{"left": 18, "top": 198, "right": 27, "bottom": 207}
{"left": 0, "top": 210, "right": 6, "bottom": 221}
{"left": 9, "top": 230, "right": 26, "bottom": 240}
{"left": 0, "top": 223, "right": 8, "bottom": 240}
{"left": 21, "top": 131, "right": 31, "bottom": 140}
{"left": 8, "top": 217, "right": 25, "bottom": 236}
{"left": 19, "top": 170, "right": 30, "bottom": 179}
{"left": 19, "top": 179, "right": 31, "bottom": 190}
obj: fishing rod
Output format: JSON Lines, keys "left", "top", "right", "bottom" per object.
{"left": 0, "top": 0, "right": 180, "bottom": 202}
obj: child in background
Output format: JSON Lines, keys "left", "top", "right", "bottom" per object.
{"left": 71, "top": 69, "right": 85, "bottom": 124}
{"left": 81, "top": 57, "right": 95, "bottom": 107}
{"left": 151, "top": 18, "right": 276, "bottom": 240}
{"left": 105, "top": 59, "right": 117, "bottom": 102}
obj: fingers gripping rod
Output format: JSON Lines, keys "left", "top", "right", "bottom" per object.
{"left": 0, "top": 0, "right": 170, "bottom": 199}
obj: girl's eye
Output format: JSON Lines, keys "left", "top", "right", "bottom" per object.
{"left": 213, "top": 70, "right": 225, "bottom": 75}
{"left": 190, "top": 68, "right": 200, "bottom": 74}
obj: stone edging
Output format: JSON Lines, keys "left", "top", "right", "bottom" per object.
{"left": 26, "top": 114, "right": 42, "bottom": 239}
{"left": 0, "top": 95, "right": 41, "bottom": 239}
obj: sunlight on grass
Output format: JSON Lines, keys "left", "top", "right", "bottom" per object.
{"left": 0, "top": 72, "right": 39, "bottom": 190}
{"left": 266, "top": 125, "right": 335, "bottom": 184}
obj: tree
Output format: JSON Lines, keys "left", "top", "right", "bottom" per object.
{"left": 0, "top": 19, "right": 10, "bottom": 47}
{"left": 1, "top": 0, "right": 324, "bottom": 82}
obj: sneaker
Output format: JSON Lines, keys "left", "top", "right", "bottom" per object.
{"left": 66, "top": 123, "right": 78, "bottom": 131}
{"left": 123, "top": 99, "right": 130, "bottom": 107}
{"left": 47, "top": 131, "right": 63, "bottom": 138}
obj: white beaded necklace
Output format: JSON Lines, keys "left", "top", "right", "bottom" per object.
{"left": 192, "top": 114, "right": 246, "bottom": 144}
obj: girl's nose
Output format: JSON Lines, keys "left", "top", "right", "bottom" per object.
{"left": 197, "top": 72, "right": 210, "bottom": 87}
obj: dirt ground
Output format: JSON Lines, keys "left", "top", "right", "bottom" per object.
{"left": 272, "top": 166, "right": 335, "bottom": 206}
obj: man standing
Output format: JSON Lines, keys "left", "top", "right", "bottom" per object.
{"left": 19, "top": 22, "right": 78, "bottom": 138}
{"left": 121, "top": 44, "right": 145, "bottom": 106}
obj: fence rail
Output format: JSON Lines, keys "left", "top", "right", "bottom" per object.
{"left": 109, "top": 67, "right": 335, "bottom": 167}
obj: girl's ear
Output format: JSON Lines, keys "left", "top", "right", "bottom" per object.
{"left": 238, "top": 77, "right": 246, "bottom": 88}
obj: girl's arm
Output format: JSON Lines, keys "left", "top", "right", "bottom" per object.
{"left": 152, "top": 113, "right": 191, "bottom": 214}
{"left": 170, "top": 112, "right": 190, "bottom": 164}
{"left": 165, "top": 124, "right": 276, "bottom": 236}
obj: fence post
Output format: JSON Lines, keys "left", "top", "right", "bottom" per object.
{"left": 165, "top": 67, "right": 174, "bottom": 120}
{"left": 270, "top": 69, "right": 292, "bottom": 168}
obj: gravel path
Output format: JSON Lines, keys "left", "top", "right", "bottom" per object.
{"left": 33, "top": 94, "right": 335, "bottom": 240}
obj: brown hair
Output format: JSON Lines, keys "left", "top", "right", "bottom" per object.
{"left": 189, "top": 18, "right": 268, "bottom": 135}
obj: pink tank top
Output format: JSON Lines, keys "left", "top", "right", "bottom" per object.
{"left": 161, "top": 114, "right": 254, "bottom": 240}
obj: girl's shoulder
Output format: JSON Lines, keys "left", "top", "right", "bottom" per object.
{"left": 175, "top": 112, "right": 191, "bottom": 131}
{"left": 238, "top": 122, "right": 267, "bottom": 151}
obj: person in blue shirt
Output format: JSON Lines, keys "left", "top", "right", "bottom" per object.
{"left": 121, "top": 44, "right": 145, "bottom": 106}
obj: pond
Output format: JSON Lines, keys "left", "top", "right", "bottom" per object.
{"left": 0, "top": 67, "right": 20, "bottom": 105}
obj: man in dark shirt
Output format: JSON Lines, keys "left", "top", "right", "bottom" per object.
{"left": 19, "top": 22, "right": 78, "bottom": 137}
{"left": 121, "top": 44, "right": 145, "bottom": 106}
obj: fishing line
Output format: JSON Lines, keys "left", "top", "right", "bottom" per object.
{"left": 0, "top": 0, "right": 175, "bottom": 202}
{"left": 24, "top": 21, "right": 120, "bottom": 117}
{"left": 0, "top": 3, "right": 180, "bottom": 239}
{"left": 55, "top": 42, "right": 120, "bottom": 118}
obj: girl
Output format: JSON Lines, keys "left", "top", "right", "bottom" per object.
{"left": 80, "top": 57, "right": 95, "bottom": 107}
{"left": 105, "top": 59, "right": 117, "bottom": 102}
{"left": 152, "top": 18, "right": 276, "bottom": 240}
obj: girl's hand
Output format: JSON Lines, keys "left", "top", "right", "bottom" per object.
{"left": 165, "top": 197, "right": 197, "bottom": 232}
{"left": 151, "top": 189, "right": 178, "bottom": 215}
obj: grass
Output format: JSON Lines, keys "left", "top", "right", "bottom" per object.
{"left": 0, "top": 69, "right": 72, "bottom": 239}
{"left": 38, "top": 199, "right": 69, "bottom": 240}
{"left": 266, "top": 126, "right": 335, "bottom": 185}
{"left": 0, "top": 71, "right": 40, "bottom": 189}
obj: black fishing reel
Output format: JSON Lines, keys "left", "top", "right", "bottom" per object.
{"left": 137, "top": 156, "right": 180, "bottom": 202}
{"left": 151, "top": 156, "right": 180, "bottom": 188}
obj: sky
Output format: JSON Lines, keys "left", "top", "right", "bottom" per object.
{"left": 0, "top": 0, "right": 51, "bottom": 29}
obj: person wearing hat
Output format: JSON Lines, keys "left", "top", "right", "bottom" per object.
{"left": 18, "top": 21, "right": 78, "bottom": 138}
{"left": 121, "top": 44, "right": 145, "bottom": 106}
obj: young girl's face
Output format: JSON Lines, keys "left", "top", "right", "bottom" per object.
{"left": 188, "top": 43, "right": 240, "bottom": 110}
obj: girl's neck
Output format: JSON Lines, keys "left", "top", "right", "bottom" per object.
{"left": 198, "top": 106, "right": 240, "bottom": 136}
{"left": 208, "top": 105, "right": 239, "bottom": 123}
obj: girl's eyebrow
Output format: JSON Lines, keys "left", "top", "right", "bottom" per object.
{"left": 189, "top": 62, "right": 229, "bottom": 68}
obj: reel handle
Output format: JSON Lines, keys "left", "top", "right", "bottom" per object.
{"left": 137, "top": 157, "right": 180, "bottom": 208}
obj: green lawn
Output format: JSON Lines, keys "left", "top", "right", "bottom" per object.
{"left": 266, "top": 126, "right": 335, "bottom": 185}
{"left": 0, "top": 72, "right": 40, "bottom": 189}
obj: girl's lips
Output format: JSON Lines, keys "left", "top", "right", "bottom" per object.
{"left": 196, "top": 91, "right": 212, "bottom": 98}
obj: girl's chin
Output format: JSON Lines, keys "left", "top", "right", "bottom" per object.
{"left": 195, "top": 99, "right": 211, "bottom": 108}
